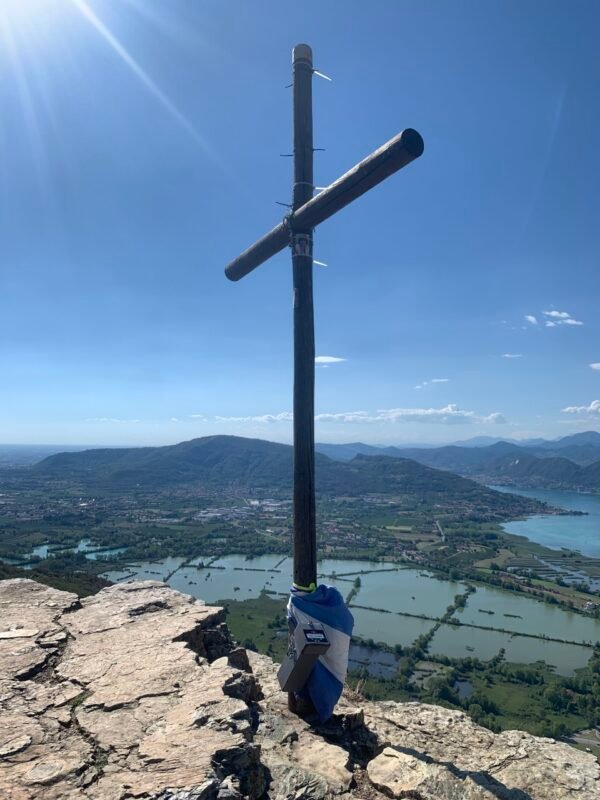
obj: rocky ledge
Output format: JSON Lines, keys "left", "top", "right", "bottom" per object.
{"left": 0, "top": 579, "right": 598, "bottom": 800}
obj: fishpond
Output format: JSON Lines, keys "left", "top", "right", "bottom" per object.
{"left": 101, "top": 552, "right": 598, "bottom": 676}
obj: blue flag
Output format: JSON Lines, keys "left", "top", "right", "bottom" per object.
{"left": 288, "top": 584, "right": 354, "bottom": 722}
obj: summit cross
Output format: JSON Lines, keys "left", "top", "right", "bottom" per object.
{"left": 224, "top": 43, "right": 424, "bottom": 595}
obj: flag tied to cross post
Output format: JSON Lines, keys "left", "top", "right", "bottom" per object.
{"left": 288, "top": 583, "right": 354, "bottom": 721}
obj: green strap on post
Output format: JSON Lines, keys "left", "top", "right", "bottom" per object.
{"left": 292, "top": 581, "right": 317, "bottom": 593}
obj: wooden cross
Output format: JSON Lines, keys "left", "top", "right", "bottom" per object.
{"left": 225, "top": 44, "right": 424, "bottom": 593}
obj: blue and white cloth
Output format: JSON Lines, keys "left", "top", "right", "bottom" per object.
{"left": 288, "top": 584, "right": 354, "bottom": 722}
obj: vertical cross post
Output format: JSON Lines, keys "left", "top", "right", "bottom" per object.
{"left": 288, "top": 44, "right": 317, "bottom": 716}
{"left": 291, "top": 44, "right": 317, "bottom": 592}
{"left": 223, "top": 42, "right": 424, "bottom": 715}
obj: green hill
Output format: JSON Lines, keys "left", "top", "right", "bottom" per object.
{"left": 318, "top": 439, "right": 600, "bottom": 491}
{"left": 31, "top": 435, "right": 544, "bottom": 517}
{"left": 34, "top": 436, "right": 300, "bottom": 489}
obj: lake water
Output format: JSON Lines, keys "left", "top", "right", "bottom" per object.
{"left": 454, "top": 679, "right": 474, "bottom": 700}
{"left": 23, "top": 540, "right": 128, "bottom": 564}
{"left": 351, "top": 606, "right": 433, "bottom": 647}
{"left": 103, "top": 555, "right": 381, "bottom": 604}
{"left": 356, "top": 569, "right": 465, "bottom": 619}
{"left": 76, "top": 540, "right": 129, "bottom": 560}
{"left": 31, "top": 545, "right": 51, "bottom": 558}
{"left": 455, "top": 583, "right": 600, "bottom": 645}
{"left": 491, "top": 485, "right": 600, "bottom": 557}
{"left": 100, "top": 553, "right": 596, "bottom": 675}
{"left": 349, "top": 643, "right": 400, "bottom": 678}
{"left": 11, "top": 533, "right": 597, "bottom": 676}
{"left": 430, "top": 624, "right": 592, "bottom": 676}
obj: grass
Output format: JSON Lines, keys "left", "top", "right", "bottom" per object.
{"left": 0, "top": 561, "right": 110, "bottom": 597}
{"left": 466, "top": 570, "right": 596, "bottom": 613}
{"left": 469, "top": 672, "right": 586, "bottom": 737}
{"left": 571, "top": 741, "right": 600, "bottom": 759}
{"left": 529, "top": 577, "right": 598, "bottom": 605}
{"left": 474, "top": 548, "right": 515, "bottom": 569}
{"left": 70, "top": 690, "right": 92, "bottom": 708}
{"left": 221, "top": 593, "right": 288, "bottom": 662}
{"left": 348, "top": 673, "right": 413, "bottom": 703}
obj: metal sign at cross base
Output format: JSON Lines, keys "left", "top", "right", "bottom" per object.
{"left": 224, "top": 44, "right": 424, "bottom": 706}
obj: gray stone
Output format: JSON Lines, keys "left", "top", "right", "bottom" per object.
{"left": 0, "top": 580, "right": 77, "bottom": 681}
{"left": 0, "top": 735, "right": 32, "bottom": 758}
{"left": 0, "top": 581, "right": 265, "bottom": 800}
{"left": 363, "top": 701, "right": 600, "bottom": 800}
{"left": 0, "top": 579, "right": 598, "bottom": 800}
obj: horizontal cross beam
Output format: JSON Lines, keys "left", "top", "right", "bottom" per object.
{"left": 225, "top": 127, "right": 424, "bottom": 282}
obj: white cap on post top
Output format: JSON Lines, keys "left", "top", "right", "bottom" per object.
{"left": 293, "top": 44, "right": 312, "bottom": 64}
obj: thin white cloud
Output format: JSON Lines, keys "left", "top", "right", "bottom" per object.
{"left": 562, "top": 318, "right": 584, "bottom": 326}
{"left": 215, "top": 412, "right": 294, "bottom": 424}
{"left": 315, "top": 356, "right": 346, "bottom": 364}
{"left": 170, "top": 417, "right": 180, "bottom": 423}
{"left": 215, "top": 405, "right": 505, "bottom": 426}
{"left": 501, "top": 353, "right": 523, "bottom": 359}
{"left": 317, "top": 405, "right": 505, "bottom": 425}
{"left": 562, "top": 400, "right": 600, "bottom": 415}
{"left": 542, "top": 310, "right": 584, "bottom": 327}
{"left": 314, "top": 411, "right": 376, "bottom": 423}
{"left": 590, "top": 363, "right": 600, "bottom": 371}
{"left": 415, "top": 378, "right": 449, "bottom": 389}
{"left": 86, "top": 417, "right": 141, "bottom": 424}
{"left": 525, "top": 310, "right": 583, "bottom": 328}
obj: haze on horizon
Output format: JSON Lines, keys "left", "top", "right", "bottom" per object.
{"left": 1, "top": 0, "right": 599, "bottom": 448}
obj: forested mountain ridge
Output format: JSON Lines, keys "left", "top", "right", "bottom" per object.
{"left": 28, "top": 435, "right": 545, "bottom": 517}
{"left": 316, "top": 435, "right": 600, "bottom": 491}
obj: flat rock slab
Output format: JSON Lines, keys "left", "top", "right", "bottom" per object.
{"left": 364, "top": 701, "right": 600, "bottom": 800}
{"left": 0, "top": 580, "right": 266, "bottom": 800}
{"left": 1, "top": 579, "right": 598, "bottom": 800}
{"left": 0, "top": 579, "right": 78, "bottom": 680}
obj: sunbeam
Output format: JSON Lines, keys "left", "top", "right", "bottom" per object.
{"left": 69, "top": 0, "right": 212, "bottom": 154}
{"left": 0, "top": 6, "right": 52, "bottom": 197}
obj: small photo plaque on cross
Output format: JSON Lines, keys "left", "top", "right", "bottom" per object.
{"left": 291, "top": 233, "right": 313, "bottom": 258}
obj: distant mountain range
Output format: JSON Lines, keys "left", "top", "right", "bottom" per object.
{"left": 26, "top": 435, "right": 544, "bottom": 519}
{"left": 2, "top": 431, "right": 598, "bottom": 494}
{"left": 316, "top": 431, "right": 600, "bottom": 491}
{"left": 0, "top": 444, "right": 101, "bottom": 467}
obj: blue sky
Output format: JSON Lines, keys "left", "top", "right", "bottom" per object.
{"left": 1, "top": 0, "right": 599, "bottom": 446}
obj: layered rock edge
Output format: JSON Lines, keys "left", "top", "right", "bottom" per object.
{"left": 0, "top": 578, "right": 597, "bottom": 800}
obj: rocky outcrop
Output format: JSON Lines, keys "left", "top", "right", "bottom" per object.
{"left": 0, "top": 579, "right": 598, "bottom": 800}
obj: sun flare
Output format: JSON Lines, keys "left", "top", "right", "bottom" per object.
{"left": 1, "top": 0, "right": 57, "bottom": 25}
{"left": 0, "top": 0, "right": 211, "bottom": 156}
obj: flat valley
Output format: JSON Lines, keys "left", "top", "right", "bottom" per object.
{"left": 1, "top": 434, "right": 600, "bottom": 742}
